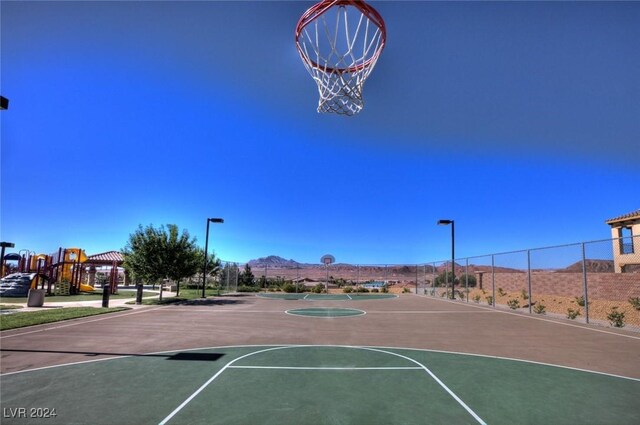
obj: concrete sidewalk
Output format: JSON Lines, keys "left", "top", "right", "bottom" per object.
{"left": 2, "top": 291, "right": 177, "bottom": 312}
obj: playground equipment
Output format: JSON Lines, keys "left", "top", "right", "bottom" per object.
{"left": 0, "top": 273, "right": 38, "bottom": 297}
{"left": 0, "top": 247, "right": 123, "bottom": 296}
{"left": 49, "top": 248, "right": 95, "bottom": 293}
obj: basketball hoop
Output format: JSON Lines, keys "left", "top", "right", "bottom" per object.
{"left": 321, "top": 254, "right": 335, "bottom": 265}
{"left": 295, "top": 0, "right": 386, "bottom": 116}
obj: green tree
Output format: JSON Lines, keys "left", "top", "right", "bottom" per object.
{"left": 238, "top": 264, "right": 255, "bottom": 287}
{"left": 195, "top": 249, "right": 222, "bottom": 286}
{"left": 122, "top": 224, "right": 200, "bottom": 298}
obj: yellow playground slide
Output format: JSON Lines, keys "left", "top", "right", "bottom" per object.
{"left": 60, "top": 248, "right": 94, "bottom": 292}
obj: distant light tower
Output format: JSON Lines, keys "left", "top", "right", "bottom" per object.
{"left": 0, "top": 96, "right": 8, "bottom": 110}
{"left": 437, "top": 219, "right": 455, "bottom": 300}
{"left": 202, "top": 218, "right": 224, "bottom": 298}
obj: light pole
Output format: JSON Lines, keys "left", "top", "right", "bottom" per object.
{"left": 202, "top": 218, "right": 224, "bottom": 298}
{"left": 437, "top": 219, "right": 455, "bottom": 299}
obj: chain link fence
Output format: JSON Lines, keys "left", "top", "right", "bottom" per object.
{"left": 218, "top": 236, "right": 639, "bottom": 331}
{"left": 420, "top": 236, "right": 640, "bottom": 331}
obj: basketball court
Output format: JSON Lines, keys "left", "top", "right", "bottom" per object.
{"left": 1, "top": 293, "right": 639, "bottom": 424}
{"left": 2, "top": 1, "right": 639, "bottom": 424}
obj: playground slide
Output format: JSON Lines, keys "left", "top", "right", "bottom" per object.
{"left": 57, "top": 248, "right": 94, "bottom": 291}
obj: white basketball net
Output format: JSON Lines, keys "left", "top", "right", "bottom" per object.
{"left": 296, "top": 1, "right": 386, "bottom": 116}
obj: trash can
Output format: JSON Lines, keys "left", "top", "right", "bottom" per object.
{"left": 27, "top": 289, "right": 46, "bottom": 307}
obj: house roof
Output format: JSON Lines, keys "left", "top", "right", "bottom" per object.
{"left": 86, "top": 251, "right": 123, "bottom": 264}
{"left": 605, "top": 209, "right": 640, "bottom": 225}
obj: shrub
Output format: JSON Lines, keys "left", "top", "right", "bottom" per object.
{"left": 312, "top": 283, "right": 325, "bottom": 294}
{"left": 566, "top": 308, "right": 581, "bottom": 320}
{"left": 473, "top": 294, "right": 481, "bottom": 303}
{"left": 533, "top": 303, "right": 546, "bottom": 314}
{"left": 282, "top": 283, "right": 296, "bottom": 293}
{"left": 507, "top": 299, "right": 520, "bottom": 310}
{"left": 607, "top": 307, "right": 625, "bottom": 328}
{"left": 485, "top": 295, "right": 493, "bottom": 306}
{"left": 371, "top": 288, "right": 379, "bottom": 293}
{"left": 355, "top": 286, "right": 369, "bottom": 293}
{"left": 498, "top": 288, "right": 506, "bottom": 297}
{"left": 520, "top": 289, "right": 529, "bottom": 300}
{"left": 402, "top": 287, "right": 410, "bottom": 293}
{"left": 628, "top": 297, "right": 640, "bottom": 311}
{"left": 237, "top": 285, "right": 260, "bottom": 293}
{"left": 380, "top": 285, "right": 389, "bottom": 293}
{"left": 575, "top": 296, "right": 587, "bottom": 307}
{"left": 343, "top": 286, "right": 353, "bottom": 293}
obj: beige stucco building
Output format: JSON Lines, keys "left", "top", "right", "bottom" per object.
{"left": 606, "top": 209, "right": 640, "bottom": 273}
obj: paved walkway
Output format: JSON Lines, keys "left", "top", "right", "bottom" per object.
{"left": 2, "top": 290, "right": 177, "bottom": 312}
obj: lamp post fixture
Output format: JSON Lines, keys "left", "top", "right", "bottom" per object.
{"left": 437, "top": 219, "right": 455, "bottom": 300}
{"left": 202, "top": 218, "right": 224, "bottom": 298}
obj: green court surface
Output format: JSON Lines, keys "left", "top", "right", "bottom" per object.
{"left": 1, "top": 345, "right": 638, "bottom": 425}
{"left": 256, "top": 293, "right": 397, "bottom": 301}
{"left": 285, "top": 307, "right": 365, "bottom": 317}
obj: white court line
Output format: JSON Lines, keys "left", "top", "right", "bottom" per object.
{"left": 303, "top": 294, "right": 310, "bottom": 299}
{"left": 0, "top": 306, "right": 167, "bottom": 339}
{"left": 157, "top": 346, "right": 290, "bottom": 425}
{"left": 158, "top": 345, "right": 486, "bottom": 425}
{"left": 366, "top": 345, "right": 640, "bottom": 383}
{"left": 284, "top": 308, "right": 366, "bottom": 318}
{"left": 5, "top": 343, "right": 638, "bottom": 383}
{"left": 346, "top": 294, "right": 353, "bottom": 300}
{"left": 229, "top": 366, "right": 422, "bottom": 370}
{"left": 368, "top": 310, "right": 496, "bottom": 314}
{"left": 358, "top": 347, "right": 487, "bottom": 425}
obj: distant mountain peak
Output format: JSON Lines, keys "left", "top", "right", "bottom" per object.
{"left": 248, "top": 255, "right": 301, "bottom": 268}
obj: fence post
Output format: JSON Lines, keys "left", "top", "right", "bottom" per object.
{"left": 432, "top": 262, "right": 437, "bottom": 297}
{"left": 465, "top": 258, "right": 469, "bottom": 302}
{"left": 527, "top": 250, "right": 532, "bottom": 314}
{"left": 233, "top": 263, "right": 237, "bottom": 292}
{"left": 491, "top": 255, "right": 496, "bottom": 308}
{"left": 415, "top": 265, "right": 418, "bottom": 294}
{"left": 581, "top": 242, "right": 590, "bottom": 324}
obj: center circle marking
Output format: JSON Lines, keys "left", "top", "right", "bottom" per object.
{"left": 285, "top": 307, "right": 366, "bottom": 318}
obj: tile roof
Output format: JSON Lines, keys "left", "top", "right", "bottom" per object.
{"left": 86, "top": 251, "right": 123, "bottom": 264}
{"left": 605, "top": 209, "right": 640, "bottom": 225}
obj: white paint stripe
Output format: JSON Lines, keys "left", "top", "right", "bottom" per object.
{"left": 161, "top": 310, "right": 285, "bottom": 313}
{"left": 284, "top": 308, "right": 366, "bottom": 318}
{"left": 0, "top": 355, "right": 133, "bottom": 376}
{"left": 363, "top": 344, "right": 640, "bottom": 383}
{"left": 0, "top": 306, "right": 167, "bottom": 339}
{"left": 228, "top": 366, "right": 422, "bottom": 370}
{"left": 367, "top": 310, "right": 496, "bottom": 314}
{"left": 158, "top": 345, "right": 485, "bottom": 424}
{"left": 416, "top": 294, "right": 640, "bottom": 340}
{"left": 157, "top": 346, "right": 291, "bottom": 425}
{"left": 303, "top": 294, "right": 309, "bottom": 299}
{"left": 359, "top": 347, "right": 487, "bottom": 425}
{"left": 4, "top": 343, "right": 638, "bottom": 383}
{"left": 346, "top": 294, "right": 353, "bottom": 300}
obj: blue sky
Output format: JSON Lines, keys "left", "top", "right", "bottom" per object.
{"left": 1, "top": 1, "right": 639, "bottom": 265}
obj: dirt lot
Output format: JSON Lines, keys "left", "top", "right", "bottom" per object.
{"left": 467, "top": 288, "right": 640, "bottom": 328}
